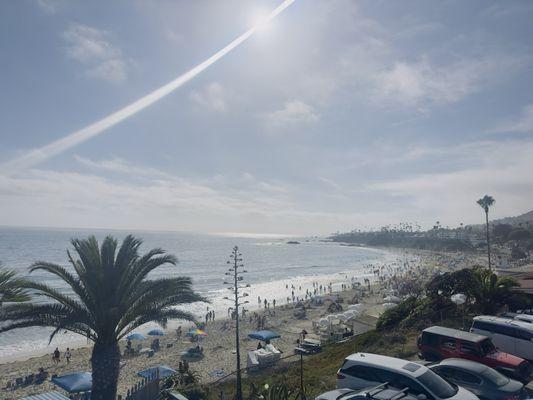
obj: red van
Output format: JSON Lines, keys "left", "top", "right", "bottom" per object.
{"left": 418, "top": 326, "right": 532, "bottom": 383}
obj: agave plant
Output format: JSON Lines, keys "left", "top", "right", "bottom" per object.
{"left": 0, "top": 235, "right": 205, "bottom": 400}
{"left": 248, "top": 383, "right": 302, "bottom": 400}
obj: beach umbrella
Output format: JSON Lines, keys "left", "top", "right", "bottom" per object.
{"left": 148, "top": 328, "right": 165, "bottom": 336}
{"left": 190, "top": 328, "right": 208, "bottom": 336}
{"left": 51, "top": 372, "right": 92, "bottom": 393}
{"left": 137, "top": 365, "right": 177, "bottom": 379}
{"left": 248, "top": 330, "right": 281, "bottom": 341}
{"left": 127, "top": 332, "right": 146, "bottom": 340}
{"left": 382, "top": 302, "right": 397, "bottom": 310}
{"left": 384, "top": 295, "right": 401, "bottom": 304}
{"left": 337, "top": 313, "right": 348, "bottom": 321}
{"left": 347, "top": 304, "right": 363, "bottom": 311}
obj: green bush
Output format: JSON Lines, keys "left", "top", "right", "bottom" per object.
{"left": 376, "top": 297, "right": 418, "bottom": 331}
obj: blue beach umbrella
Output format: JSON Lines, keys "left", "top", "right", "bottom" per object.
{"left": 248, "top": 330, "right": 281, "bottom": 341}
{"left": 127, "top": 332, "right": 146, "bottom": 340}
{"left": 51, "top": 372, "right": 92, "bottom": 393}
{"left": 137, "top": 365, "right": 177, "bottom": 379}
{"left": 148, "top": 328, "right": 165, "bottom": 336}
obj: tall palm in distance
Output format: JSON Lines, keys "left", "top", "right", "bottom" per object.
{"left": 477, "top": 195, "right": 495, "bottom": 270}
{"left": 0, "top": 264, "right": 31, "bottom": 307}
{"left": 0, "top": 235, "right": 205, "bottom": 400}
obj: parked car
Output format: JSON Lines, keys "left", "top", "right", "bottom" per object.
{"left": 418, "top": 326, "right": 532, "bottom": 383}
{"left": 513, "top": 314, "right": 533, "bottom": 324}
{"left": 336, "top": 352, "right": 478, "bottom": 400}
{"left": 316, "top": 383, "right": 419, "bottom": 400}
{"left": 429, "top": 358, "right": 528, "bottom": 400}
{"left": 471, "top": 316, "right": 533, "bottom": 361}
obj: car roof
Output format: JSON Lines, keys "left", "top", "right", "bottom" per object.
{"left": 435, "top": 358, "right": 488, "bottom": 373}
{"left": 422, "top": 325, "right": 487, "bottom": 342}
{"left": 321, "top": 388, "right": 418, "bottom": 400}
{"left": 514, "top": 314, "right": 533, "bottom": 322}
{"left": 474, "top": 315, "right": 533, "bottom": 331}
{"left": 344, "top": 353, "right": 427, "bottom": 378}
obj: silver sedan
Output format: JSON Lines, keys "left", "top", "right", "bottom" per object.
{"left": 429, "top": 358, "right": 528, "bottom": 400}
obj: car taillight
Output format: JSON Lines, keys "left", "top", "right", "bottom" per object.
{"left": 337, "top": 373, "right": 346, "bottom": 379}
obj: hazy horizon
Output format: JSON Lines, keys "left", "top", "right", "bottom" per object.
{"left": 2, "top": 0, "right": 533, "bottom": 235}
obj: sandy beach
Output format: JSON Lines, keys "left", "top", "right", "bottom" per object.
{"left": 0, "top": 249, "right": 484, "bottom": 399}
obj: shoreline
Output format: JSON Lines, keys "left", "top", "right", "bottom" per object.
{"left": 0, "top": 249, "right": 479, "bottom": 399}
{"left": 0, "top": 246, "right": 398, "bottom": 363}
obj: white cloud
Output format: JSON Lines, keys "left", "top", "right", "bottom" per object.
{"left": 63, "top": 23, "right": 127, "bottom": 83}
{"left": 495, "top": 103, "right": 533, "bottom": 134}
{"left": 264, "top": 100, "right": 319, "bottom": 128}
{"left": 190, "top": 82, "right": 227, "bottom": 112}
{"left": 365, "top": 139, "right": 533, "bottom": 225}
{"left": 36, "top": 0, "right": 63, "bottom": 14}
{"left": 375, "top": 57, "right": 504, "bottom": 106}
{"left": 74, "top": 155, "right": 170, "bottom": 178}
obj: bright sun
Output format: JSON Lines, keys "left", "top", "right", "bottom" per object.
{"left": 249, "top": 8, "right": 272, "bottom": 32}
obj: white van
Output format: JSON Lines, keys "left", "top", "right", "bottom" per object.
{"left": 470, "top": 316, "right": 533, "bottom": 361}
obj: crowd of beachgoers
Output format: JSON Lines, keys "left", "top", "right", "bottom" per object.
{"left": 0, "top": 248, "right": 481, "bottom": 399}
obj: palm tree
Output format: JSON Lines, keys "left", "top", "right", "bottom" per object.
{"left": 469, "top": 266, "right": 518, "bottom": 313}
{"left": 477, "top": 195, "right": 495, "bottom": 269}
{"left": 0, "top": 264, "right": 31, "bottom": 307}
{"left": 0, "top": 235, "right": 205, "bottom": 400}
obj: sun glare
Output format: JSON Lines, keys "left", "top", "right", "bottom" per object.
{"left": 249, "top": 8, "right": 272, "bottom": 32}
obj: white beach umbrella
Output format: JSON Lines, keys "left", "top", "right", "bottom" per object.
{"left": 384, "top": 295, "right": 401, "bottom": 304}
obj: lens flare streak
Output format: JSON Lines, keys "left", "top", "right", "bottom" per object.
{"left": 1, "top": 0, "right": 296, "bottom": 174}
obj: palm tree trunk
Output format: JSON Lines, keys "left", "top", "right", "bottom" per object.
{"left": 91, "top": 341, "right": 121, "bottom": 400}
{"left": 485, "top": 210, "right": 491, "bottom": 270}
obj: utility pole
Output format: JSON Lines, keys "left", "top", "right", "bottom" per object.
{"left": 223, "top": 246, "right": 249, "bottom": 400}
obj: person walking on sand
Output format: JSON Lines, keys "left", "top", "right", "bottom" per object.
{"left": 53, "top": 347, "right": 60, "bottom": 364}
{"left": 65, "top": 348, "right": 72, "bottom": 364}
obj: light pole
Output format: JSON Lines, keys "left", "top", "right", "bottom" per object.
{"left": 223, "top": 246, "right": 249, "bottom": 400}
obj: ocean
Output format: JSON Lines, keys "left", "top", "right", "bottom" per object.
{"left": 0, "top": 226, "right": 397, "bottom": 361}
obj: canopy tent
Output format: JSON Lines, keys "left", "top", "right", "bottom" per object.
{"left": 147, "top": 329, "right": 165, "bottom": 336}
{"left": 52, "top": 372, "right": 92, "bottom": 393}
{"left": 21, "top": 391, "right": 71, "bottom": 400}
{"left": 137, "top": 365, "right": 177, "bottom": 379}
{"left": 248, "top": 330, "right": 281, "bottom": 341}
{"left": 127, "top": 333, "right": 146, "bottom": 340}
{"left": 384, "top": 295, "right": 401, "bottom": 304}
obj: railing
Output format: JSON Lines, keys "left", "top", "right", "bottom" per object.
{"left": 118, "top": 371, "right": 161, "bottom": 400}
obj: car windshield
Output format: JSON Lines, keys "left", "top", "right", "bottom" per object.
{"left": 418, "top": 370, "right": 458, "bottom": 399}
{"left": 481, "top": 367, "right": 509, "bottom": 386}
{"left": 480, "top": 339, "right": 496, "bottom": 355}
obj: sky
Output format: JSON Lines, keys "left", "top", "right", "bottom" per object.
{"left": 1, "top": 0, "right": 533, "bottom": 236}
